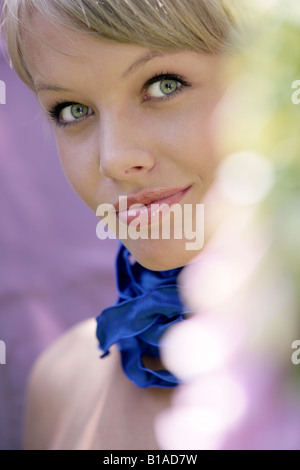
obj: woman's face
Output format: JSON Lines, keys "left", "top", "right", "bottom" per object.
{"left": 24, "top": 17, "right": 226, "bottom": 270}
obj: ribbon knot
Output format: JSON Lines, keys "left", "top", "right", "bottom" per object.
{"left": 96, "top": 244, "right": 190, "bottom": 388}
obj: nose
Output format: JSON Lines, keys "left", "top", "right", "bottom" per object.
{"left": 98, "top": 110, "right": 155, "bottom": 180}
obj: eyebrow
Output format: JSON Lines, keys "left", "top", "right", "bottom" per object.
{"left": 35, "top": 51, "right": 166, "bottom": 93}
{"left": 121, "top": 50, "right": 166, "bottom": 78}
{"left": 35, "top": 84, "right": 74, "bottom": 94}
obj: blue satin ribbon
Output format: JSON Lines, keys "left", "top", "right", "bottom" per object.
{"left": 96, "top": 243, "right": 190, "bottom": 388}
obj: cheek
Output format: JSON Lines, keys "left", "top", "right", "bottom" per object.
{"left": 162, "top": 105, "right": 219, "bottom": 179}
{"left": 190, "top": 119, "right": 218, "bottom": 178}
{"left": 54, "top": 135, "right": 99, "bottom": 208}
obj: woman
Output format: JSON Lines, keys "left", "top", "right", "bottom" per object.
{"left": 1, "top": 0, "right": 246, "bottom": 449}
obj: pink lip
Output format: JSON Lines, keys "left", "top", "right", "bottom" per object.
{"left": 115, "top": 185, "right": 192, "bottom": 226}
{"left": 114, "top": 186, "right": 191, "bottom": 213}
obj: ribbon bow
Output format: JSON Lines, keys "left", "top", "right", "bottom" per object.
{"left": 96, "top": 244, "right": 190, "bottom": 388}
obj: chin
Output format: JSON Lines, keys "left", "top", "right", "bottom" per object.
{"left": 124, "top": 238, "right": 200, "bottom": 271}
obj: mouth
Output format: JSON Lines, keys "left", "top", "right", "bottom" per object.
{"left": 115, "top": 185, "right": 192, "bottom": 226}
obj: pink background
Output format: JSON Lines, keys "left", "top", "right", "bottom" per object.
{"left": 0, "top": 45, "right": 119, "bottom": 449}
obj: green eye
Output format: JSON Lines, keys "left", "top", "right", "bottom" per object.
{"left": 146, "top": 75, "right": 185, "bottom": 100}
{"left": 70, "top": 104, "right": 89, "bottom": 118}
{"left": 160, "top": 79, "right": 179, "bottom": 95}
{"left": 58, "top": 103, "right": 93, "bottom": 124}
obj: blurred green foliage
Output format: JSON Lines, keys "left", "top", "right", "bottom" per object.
{"left": 223, "top": 3, "right": 300, "bottom": 379}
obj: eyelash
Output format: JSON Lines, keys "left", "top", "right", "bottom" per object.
{"left": 47, "top": 72, "right": 191, "bottom": 128}
{"left": 142, "top": 71, "right": 190, "bottom": 101}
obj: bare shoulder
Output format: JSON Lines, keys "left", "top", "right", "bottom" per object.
{"left": 23, "top": 318, "right": 110, "bottom": 449}
{"left": 27, "top": 317, "right": 99, "bottom": 379}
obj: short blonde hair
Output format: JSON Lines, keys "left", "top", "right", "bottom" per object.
{"left": 1, "top": 0, "right": 247, "bottom": 90}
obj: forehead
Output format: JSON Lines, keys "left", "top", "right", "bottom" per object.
{"left": 22, "top": 13, "right": 227, "bottom": 98}
{"left": 22, "top": 15, "right": 152, "bottom": 89}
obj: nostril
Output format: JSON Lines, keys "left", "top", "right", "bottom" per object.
{"left": 125, "top": 166, "right": 143, "bottom": 174}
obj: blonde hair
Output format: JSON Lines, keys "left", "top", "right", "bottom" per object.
{"left": 1, "top": 0, "right": 247, "bottom": 90}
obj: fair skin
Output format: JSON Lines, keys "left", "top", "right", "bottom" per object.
{"left": 22, "top": 15, "right": 227, "bottom": 449}
{"left": 24, "top": 16, "right": 226, "bottom": 270}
